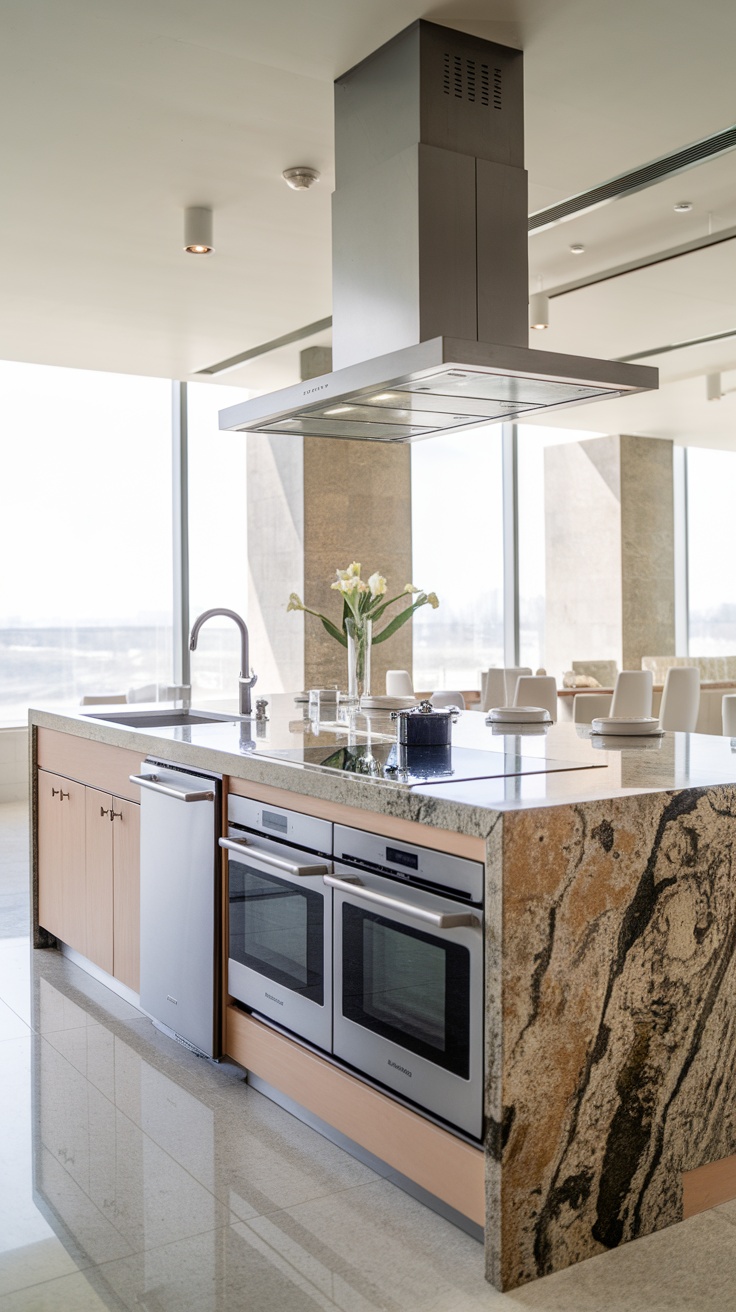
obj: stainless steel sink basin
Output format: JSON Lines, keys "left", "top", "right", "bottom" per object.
{"left": 81, "top": 708, "right": 245, "bottom": 729}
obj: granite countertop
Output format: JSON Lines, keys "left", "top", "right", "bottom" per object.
{"left": 29, "top": 696, "right": 736, "bottom": 834}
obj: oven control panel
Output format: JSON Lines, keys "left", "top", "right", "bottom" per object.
{"left": 333, "top": 824, "right": 483, "bottom": 903}
{"left": 228, "top": 794, "right": 331, "bottom": 857}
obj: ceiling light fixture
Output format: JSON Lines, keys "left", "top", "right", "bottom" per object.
{"left": 529, "top": 286, "right": 549, "bottom": 331}
{"left": 282, "top": 166, "right": 321, "bottom": 191}
{"left": 674, "top": 201, "right": 693, "bottom": 213}
{"left": 184, "top": 207, "right": 214, "bottom": 255}
{"left": 569, "top": 243, "right": 585, "bottom": 255}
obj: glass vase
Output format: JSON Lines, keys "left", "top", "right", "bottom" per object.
{"left": 345, "top": 617, "right": 372, "bottom": 704}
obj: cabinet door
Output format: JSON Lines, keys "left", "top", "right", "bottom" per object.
{"left": 85, "top": 789, "right": 114, "bottom": 975}
{"left": 37, "top": 769, "right": 86, "bottom": 948}
{"left": 113, "top": 798, "right": 140, "bottom": 991}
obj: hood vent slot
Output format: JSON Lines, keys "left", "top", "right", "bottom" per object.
{"left": 443, "top": 53, "right": 501, "bottom": 108}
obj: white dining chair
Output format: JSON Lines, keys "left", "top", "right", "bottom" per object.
{"left": 386, "top": 669, "right": 414, "bottom": 697}
{"left": 659, "top": 666, "right": 700, "bottom": 732}
{"left": 610, "top": 670, "right": 653, "bottom": 718}
{"left": 431, "top": 691, "right": 466, "bottom": 710}
{"left": 513, "top": 675, "right": 558, "bottom": 721}
{"left": 722, "top": 694, "right": 736, "bottom": 737}
{"left": 480, "top": 669, "right": 507, "bottom": 711}
{"left": 573, "top": 692, "right": 613, "bottom": 724}
{"left": 504, "top": 667, "right": 532, "bottom": 704}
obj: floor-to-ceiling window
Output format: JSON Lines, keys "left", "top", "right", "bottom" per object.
{"left": 411, "top": 428, "right": 504, "bottom": 690}
{"left": 516, "top": 424, "right": 605, "bottom": 677}
{"left": 0, "top": 361, "right": 173, "bottom": 724}
{"left": 687, "top": 446, "right": 736, "bottom": 654}
{"left": 187, "top": 381, "right": 251, "bottom": 706}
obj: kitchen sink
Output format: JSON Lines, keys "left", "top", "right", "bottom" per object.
{"left": 81, "top": 708, "right": 246, "bottom": 729}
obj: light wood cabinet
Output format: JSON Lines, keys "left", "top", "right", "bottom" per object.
{"left": 37, "top": 769, "right": 86, "bottom": 946}
{"left": 37, "top": 758, "right": 140, "bottom": 991}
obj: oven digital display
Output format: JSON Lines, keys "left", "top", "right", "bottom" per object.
{"left": 262, "top": 809, "right": 288, "bottom": 835}
{"left": 386, "top": 846, "right": 418, "bottom": 871}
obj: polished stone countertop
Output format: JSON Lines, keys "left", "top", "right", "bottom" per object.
{"left": 29, "top": 696, "right": 736, "bottom": 834}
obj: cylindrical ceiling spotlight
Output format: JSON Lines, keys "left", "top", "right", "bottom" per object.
{"left": 184, "top": 206, "right": 214, "bottom": 255}
{"left": 529, "top": 291, "right": 549, "bottom": 331}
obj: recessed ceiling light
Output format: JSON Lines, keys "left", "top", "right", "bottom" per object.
{"left": 184, "top": 207, "right": 214, "bottom": 255}
{"left": 282, "top": 167, "right": 321, "bottom": 191}
{"left": 674, "top": 201, "right": 693, "bottom": 213}
{"left": 569, "top": 243, "right": 585, "bottom": 255}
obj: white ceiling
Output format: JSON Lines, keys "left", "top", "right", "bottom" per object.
{"left": 4, "top": 0, "right": 736, "bottom": 444}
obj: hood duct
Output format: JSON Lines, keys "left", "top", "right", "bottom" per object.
{"left": 220, "top": 20, "right": 656, "bottom": 443}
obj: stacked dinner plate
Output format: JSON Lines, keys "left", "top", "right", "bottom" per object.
{"left": 486, "top": 706, "right": 551, "bottom": 725}
{"left": 360, "top": 695, "right": 417, "bottom": 711}
{"left": 590, "top": 716, "right": 663, "bottom": 737}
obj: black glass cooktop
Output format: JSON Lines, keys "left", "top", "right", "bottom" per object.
{"left": 262, "top": 743, "right": 604, "bottom": 787}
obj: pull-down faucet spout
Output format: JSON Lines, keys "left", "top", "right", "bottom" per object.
{"left": 189, "top": 608, "right": 257, "bottom": 716}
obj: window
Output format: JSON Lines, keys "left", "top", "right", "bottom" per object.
{"left": 687, "top": 447, "right": 736, "bottom": 654}
{"left": 187, "top": 382, "right": 250, "bottom": 706}
{"left": 0, "top": 362, "right": 172, "bottom": 725}
{"left": 411, "top": 429, "right": 504, "bottom": 690}
{"left": 517, "top": 423, "right": 605, "bottom": 679}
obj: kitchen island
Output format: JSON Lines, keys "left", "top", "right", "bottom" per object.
{"left": 28, "top": 698, "right": 736, "bottom": 1291}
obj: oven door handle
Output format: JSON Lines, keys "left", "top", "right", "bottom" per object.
{"left": 219, "top": 836, "right": 329, "bottom": 877}
{"left": 323, "top": 873, "right": 479, "bottom": 928}
{"left": 129, "top": 774, "right": 215, "bottom": 803}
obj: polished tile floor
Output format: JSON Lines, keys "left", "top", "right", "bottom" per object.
{"left": 2, "top": 801, "right": 736, "bottom": 1310}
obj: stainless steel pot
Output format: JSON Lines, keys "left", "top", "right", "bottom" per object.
{"left": 391, "top": 699, "right": 459, "bottom": 747}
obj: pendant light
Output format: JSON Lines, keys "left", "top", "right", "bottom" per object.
{"left": 184, "top": 207, "right": 214, "bottom": 255}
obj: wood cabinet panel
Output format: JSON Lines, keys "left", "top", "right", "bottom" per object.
{"left": 37, "top": 728, "right": 143, "bottom": 802}
{"left": 84, "top": 789, "right": 114, "bottom": 975}
{"left": 38, "top": 769, "right": 86, "bottom": 949}
{"left": 226, "top": 1006, "right": 485, "bottom": 1227}
{"left": 113, "top": 799, "right": 140, "bottom": 991}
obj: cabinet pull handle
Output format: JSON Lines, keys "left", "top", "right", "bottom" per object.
{"left": 100, "top": 805, "right": 123, "bottom": 822}
{"left": 52, "top": 787, "right": 69, "bottom": 801}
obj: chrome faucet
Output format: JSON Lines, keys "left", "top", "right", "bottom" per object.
{"left": 189, "top": 608, "right": 258, "bottom": 716}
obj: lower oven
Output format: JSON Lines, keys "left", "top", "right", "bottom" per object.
{"left": 328, "top": 825, "right": 484, "bottom": 1139}
{"left": 220, "top": 796, "right": 332, "bottom": 1050}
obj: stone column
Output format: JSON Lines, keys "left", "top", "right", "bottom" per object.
{"left": 303, "top": 439, "right": 413, "bottom": 692}
{"left": 247, "top": 345, "right": 413, "bottom": 694}
{"left": 544, "top": 435, "right": 674, "bottom": 679}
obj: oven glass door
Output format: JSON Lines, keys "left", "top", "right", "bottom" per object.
{"left": 342, "top": 903, "right": 470, "bottom": 1077}
{"left": 330, "top": 867, "right": 483, "bottom": 1137}
{"left": 222, "top": 838, "right": 332, "bottom": 1050}
{"left": 229, "top": 858, "right": 325, "bottom": 1003}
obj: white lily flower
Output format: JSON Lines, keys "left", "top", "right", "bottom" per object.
{"left": 368, "top": 572, "right": 387, "bottom": 597}
{"left": 286, "top": 593, "right": 305, "bottom": 612}
{"left": 403, "top": 584, "right": 420, "bottom": 594}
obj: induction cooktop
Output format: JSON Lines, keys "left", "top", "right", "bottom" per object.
{"left": 262, "top": 742, "right": 604, "bottom": 787}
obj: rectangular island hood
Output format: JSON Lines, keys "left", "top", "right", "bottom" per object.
{"left": 220, "top": 21, "right": 656, "bottom": 444}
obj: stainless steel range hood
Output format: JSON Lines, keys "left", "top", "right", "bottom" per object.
{"left": 220, "top": 21, "right": 656, "bottom": 443}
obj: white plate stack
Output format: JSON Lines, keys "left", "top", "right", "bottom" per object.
{"left": 590, "top": 716, "right": 663, "bottom": 737}
{"left": 486, "top": 706, "right": 552, "bottom": 724}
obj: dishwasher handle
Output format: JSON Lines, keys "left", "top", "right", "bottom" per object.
{"left": 323, "top": 873, "right": 479, "bottom": 929}
{"left": 219, "top": 836, "right": 329, "bottom": 878}
{"left": 129, "top": 773, "right": 215, "bottom": 803}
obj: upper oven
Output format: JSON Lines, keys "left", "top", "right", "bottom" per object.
{"left": 220, "top": 796, "right": 333, "bottom": 1050}
{"left": 328, "top": 825, "right": 484, "bottom": 1139}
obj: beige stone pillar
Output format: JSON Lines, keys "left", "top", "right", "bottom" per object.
{"left": 247, "top": 346, "right": 413, "bottom": 694}
{"left": 544, "top": 435, "right": 674, "bottom": 679}
{"left": 302, "top": 440, "right": 413, "bottom": 692}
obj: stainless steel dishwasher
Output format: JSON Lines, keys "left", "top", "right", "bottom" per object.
{"left": 130, "top": 759, "right": 222, "bottom": 1058}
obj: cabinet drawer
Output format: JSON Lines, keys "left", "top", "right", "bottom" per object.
{"left": 37, "top": 729, "right": 142, "bottom": 802}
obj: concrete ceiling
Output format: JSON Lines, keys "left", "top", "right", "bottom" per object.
{"left": 3, "top": 0, "right": 736, "bottom": 444}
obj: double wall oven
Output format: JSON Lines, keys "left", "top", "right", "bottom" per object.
{"left": 221, "top": 796, "right": 484, "bottom": 1139}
